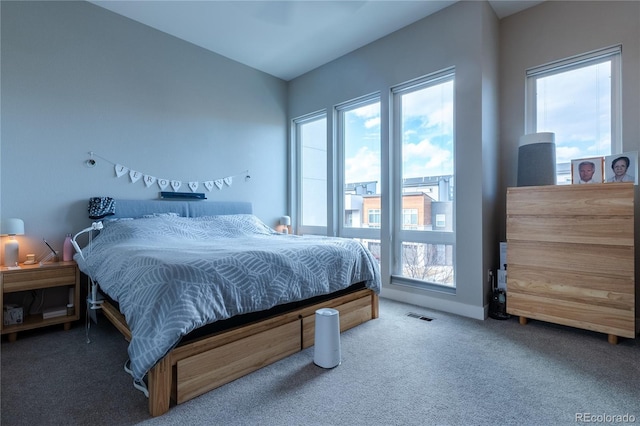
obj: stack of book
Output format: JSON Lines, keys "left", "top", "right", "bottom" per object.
{"left": 42, "top": 306, "right": 67, "bottom": 319}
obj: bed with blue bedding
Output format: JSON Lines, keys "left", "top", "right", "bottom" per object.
{"left": 74, "top": 199, "right": 381, "bottom": 417}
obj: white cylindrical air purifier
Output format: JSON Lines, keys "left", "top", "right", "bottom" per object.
{"left": 313, "top": 308, "right": 341, "bottom": 368}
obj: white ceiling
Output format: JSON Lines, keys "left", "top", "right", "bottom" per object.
{"left": 90, "top": 0, "right": 543, "bottom": 81}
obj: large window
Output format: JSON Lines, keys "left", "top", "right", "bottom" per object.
{"left": 393, "top": 71, "right": 455, "bottom": 288}
{"left": 337, "top": 98, "right": 381, "bottom": 231}
{"left": 296, "top": 114, "right": 327, "bottom": 228}
{"left": 526, "top": 46, "right": 621, "bottom": 184}
{"left": 336, "top": 98, "right": 382, "bottom": 265}
{"left": 292, "top": 71, "right": 455, "bottom": 290}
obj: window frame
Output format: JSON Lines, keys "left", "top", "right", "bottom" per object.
{"left": 294, "top": 111, "right": 328, "bottom": 236}
{"left": 525, "top": 45, "right": 622, "bottom": 155}
{"left": 390, "top": 69, "right": 456, "bottom": 289}
{"left": 335, "top": 94, "right": 382, "bottom": 241}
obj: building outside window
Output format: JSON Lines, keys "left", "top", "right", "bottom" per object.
{"left": 402, "top": 209, "right": 418, "bottom": 229}
{"left": 367, "top": 208, "right": 381, "bottom": 228}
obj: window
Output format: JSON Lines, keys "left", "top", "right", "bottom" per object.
{"left": 368, "top": 209, "right": 381, "bottom": 227}
{"left": 292, "top": 72, "right": 456, "bottom": 289}
{"left": 296, "top": 114, "right": 327, "bottom": 228}
{"left": 338, "top": 98, "right": 381, "bottom": 231}
{"left": 392, "top": 70, "right": 455, "bottom": 288}
{"left": 402, "top": 209, "right": 418, "bottom": 228}
{"left": 526, "top": 46, "right": 621, "bottom": 184}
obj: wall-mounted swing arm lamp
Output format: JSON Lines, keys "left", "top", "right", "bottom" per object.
{"left": 71, "top": 221, "right": 104, "bottom": 261}
{"left": 71, "top": 221, "right": 104, "bottom": 312}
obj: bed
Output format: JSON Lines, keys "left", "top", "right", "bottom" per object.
{"left": 74, "top": 199, "right": 381, "bottom": 416}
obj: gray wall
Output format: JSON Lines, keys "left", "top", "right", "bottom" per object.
{"left": 499, "top": 0, "right": 640, "bottom": 239}
{"left": 1, "top": 1, "right": 288, "bottom": 260}
{"left": 288, "top": 1, "right": 500, "bottom": 319}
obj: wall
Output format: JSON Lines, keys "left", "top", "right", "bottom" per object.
{"left": 499, "top": 0, "right": 640, "bottom": 239}
{"left": 288, "top": 1, "right": 500, "bottom": 319}
{"left": 1, "top": 1, "right": 288, "bottom": 260}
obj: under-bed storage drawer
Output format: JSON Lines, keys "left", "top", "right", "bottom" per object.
{"left": 175, "top": 320, "right": 300, "bottom": 403}
{"left": 301, "top": 295, "right": 373, "bottom": 349}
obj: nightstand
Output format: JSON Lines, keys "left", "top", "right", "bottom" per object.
{"left": 1, "top": 261, "right": 80, "bottom": 342}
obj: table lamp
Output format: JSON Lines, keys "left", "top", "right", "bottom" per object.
{"left": 1, "top": 218, "right": 25, "bottom": 267}
{"left": 280, "top": 216, "right": 291, "bottom": 234}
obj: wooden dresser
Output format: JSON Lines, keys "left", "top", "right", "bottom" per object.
{"left": 506, "top": 183, "right": 637, "bottom": 344}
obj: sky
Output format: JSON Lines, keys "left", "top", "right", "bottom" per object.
{"left": 343, "top": 79, "right": 455, "bottom": 194}
{"left": 536, "top": 61, "right": 612, "bottom": 165}
{"left": 343, "top": 59, "right": 616, "bottom": 190}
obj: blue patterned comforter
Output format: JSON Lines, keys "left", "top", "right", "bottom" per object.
{"left": 75, "top": 214, "right": 381, "bottom": 381}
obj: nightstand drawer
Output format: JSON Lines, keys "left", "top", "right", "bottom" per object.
{"left": 2, "top": 264, "right": 76, "bottom": 292}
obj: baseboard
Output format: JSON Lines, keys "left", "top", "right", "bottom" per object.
{"left": 380, "top": 285, "right": 487, "bottom": 320}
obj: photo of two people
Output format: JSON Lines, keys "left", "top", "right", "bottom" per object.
{"left": 571, "top": 152, "right": 638, "bottom": 185}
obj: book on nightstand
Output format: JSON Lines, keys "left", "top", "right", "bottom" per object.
{"left": 42, "top": 306, "right": 67, "bottom": 319}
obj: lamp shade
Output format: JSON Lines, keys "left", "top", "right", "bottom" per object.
{"left": 1, "top": 218, "right": 24, "bottom": 236}
{"left": 280, "top": 216, "right": 291, "bottom": 226}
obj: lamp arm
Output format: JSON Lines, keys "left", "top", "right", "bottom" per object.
{"left": 72, "top": 221, "right": 103, "bottom": 260}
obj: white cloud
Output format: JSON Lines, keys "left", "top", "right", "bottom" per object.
{"left": 402, "top": 138, "right": 452, "bottom": 177}
{"left": 351, "top": 103, "right": 379, "bottom": 119}
{"left": 365, "top": 116, "right": 380, "bottom": 129}
{"left": 345, "top": 146, "right": 381, "bottom": 184}
{"left": 555, "top": 145, "right": 582, "bottom": 164}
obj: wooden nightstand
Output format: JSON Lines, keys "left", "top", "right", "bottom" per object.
{"left": 1, "top": 261, "right": 80, "bottom": 342}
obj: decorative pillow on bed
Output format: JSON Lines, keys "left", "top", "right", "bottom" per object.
{"left": 88, "top": 197, "right": 116, "bottom": 219}
{"left": 103, "top": 217, "right": 134, "bottom": 222}
{"left": 195, "top": 214, "right": 278, "bottom": 236}
{"left": 142, "top": 212, "right": 181, "bottom": 219}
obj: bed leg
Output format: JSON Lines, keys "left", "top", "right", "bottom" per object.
{"left": 148, "top": 356, "right": 172, "bottom": 417}
{"left": 371, "top": 293, "right": 379, "bottom": 319}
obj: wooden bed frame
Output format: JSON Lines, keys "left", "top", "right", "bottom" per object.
{"left": 85, "top": 199, "right": 380, "bottom": 416}
{"left": 101, "top": 288, "right": 379, "bottom": 416}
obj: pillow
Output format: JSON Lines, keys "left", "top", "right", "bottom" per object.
{"left": 88, "top": 197, "right": 116, "bottom": 219}
{"left": 142, "top": 212, "right": 181, "bottom": 219}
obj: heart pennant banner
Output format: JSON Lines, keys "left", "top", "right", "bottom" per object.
{"left": 157, "top": 178, "right": 169, "bottom": 190}
{"left": 143, "top": 175, "right": 156, "bottom": 188}
{"left": 115, "top": 164, "right": 129, "bottom": 178}
{"left": 109, "top": 162, "right": 248, "bottom": 193}
{"left": 129, "top": 170, "right": 142, "bottom": 183}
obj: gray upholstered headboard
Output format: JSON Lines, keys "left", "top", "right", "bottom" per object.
{"left": 109, "top": 199, "right": 253, "bottom": 219}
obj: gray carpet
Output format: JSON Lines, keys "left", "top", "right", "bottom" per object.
{"left": 2, "top": 298, "right": 639, "bottom": 426}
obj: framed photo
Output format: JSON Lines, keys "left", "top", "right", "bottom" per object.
{"left": 571, "top": 157, "right": 603, "bottom": 184}
{"left": 604, "top": 152, "right": 638, "bottom": 184}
